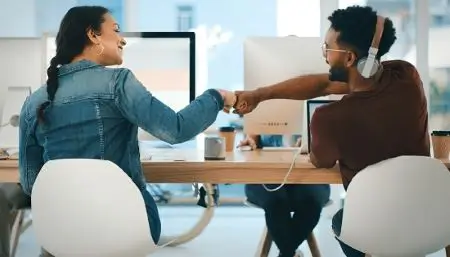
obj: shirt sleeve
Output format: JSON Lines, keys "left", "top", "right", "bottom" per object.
{"left": 310, "top": 107, "right": 338, "bottom": 168}
{"left": 114, "top": 68, "right": 224, "bottom": 145}
{"left": 18, "top": 99, "right": 44, "bottom": 195}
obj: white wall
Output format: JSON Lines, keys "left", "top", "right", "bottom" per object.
{"left": 0, "top": 38, "right": 45, "bottom": 91}
{"left": 277, "top": 0, "right": 321, "bottom": 37}
{"left": 0, "top": 0, "right": 37, "bottom": 37}
{"left": 35, "top": 0, "right": 77, "bottom": 35}
{"left": 320, "top": 0, "right": 339, "bottom": 37}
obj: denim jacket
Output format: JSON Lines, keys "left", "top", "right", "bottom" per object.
{"left": 19, "top": 60, "right": 224, "bottom": 195}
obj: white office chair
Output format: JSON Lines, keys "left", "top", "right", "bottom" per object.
{"left": 337, "top": 155, "right": 450, "bottom": 257}
{"left": 31, "top": 159, "right": 156, "bottom": 257}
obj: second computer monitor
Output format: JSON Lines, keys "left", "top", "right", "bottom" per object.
{"left": 243, "top": 36, "right": 329, "bottom": 135}
{"left": 121, "top": 32, "right": 195, "bottom": 141}
{"left": 119, "top": 32, "right": 195, "bottom": 109}
{"left": 306, "top": 99, "right": 336, "bottom": 153}
{"left": 45, "top": 32, "right": 195, "bottom": 115}
{"left": 43, "top": 32, "right": 196, "bottom": 143}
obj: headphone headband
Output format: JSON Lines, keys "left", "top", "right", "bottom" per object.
{"left": 358, "top": 15, "right": 386, "bottom": 78}
{"left": 368, "top": 15, "right": 385, "bottom": 57}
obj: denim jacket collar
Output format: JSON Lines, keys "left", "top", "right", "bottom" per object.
{"left": 58, "top": 60, "right": 101, "bottom": 76}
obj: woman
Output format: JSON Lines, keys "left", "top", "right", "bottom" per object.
{"left": 18, "top": 5, "right": 235, "bottom": 249}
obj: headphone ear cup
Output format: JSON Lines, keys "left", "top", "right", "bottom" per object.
{"left": 357, "top": 58, "right": 380, "bottom": 78}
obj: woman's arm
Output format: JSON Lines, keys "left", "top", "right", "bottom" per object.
{"left": 114, "top": 68, "right": 226, "bottom": 144}
{"left": 18, "top": 100, "right": 44, "bottom": 195}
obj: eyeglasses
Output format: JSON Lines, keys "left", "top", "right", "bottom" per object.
{"left": 321, "top": 43, "right": 349, "bottom": 57}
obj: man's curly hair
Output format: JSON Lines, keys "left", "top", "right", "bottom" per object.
{"left": 328, "top": 5, "right": 397, "bottom": 60}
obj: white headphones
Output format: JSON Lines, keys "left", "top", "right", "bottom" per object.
{"left": 357, "top": 15, "right": 386, "bottom": 78}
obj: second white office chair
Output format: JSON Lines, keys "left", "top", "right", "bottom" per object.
{"left": 31, "top": 159, "right": 156, "bottom": 257}
{"left": 337, "top": 155, "right": 450, "bottom": 257}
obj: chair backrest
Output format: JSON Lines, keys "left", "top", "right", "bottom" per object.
{"left": 340, "top": 155, "right": 450, "bottom": 257}
{"left": 31, "top": 159, "right": 155, "bottom": 257}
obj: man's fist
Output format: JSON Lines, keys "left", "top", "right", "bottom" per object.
{"left": 233, "top": 90, "right": 261, "bottom": 115}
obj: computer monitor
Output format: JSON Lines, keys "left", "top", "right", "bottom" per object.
{"left": 119, "top": 32, "right": 195, "bottom": 106}
{"left": 306, "top": 99, "right": 336, "bottom": 153}
{"left": 0, "top": 86, "right": 32, "bottom": 149}
{"left": 243, "top": 36, "right": 329, "bottom": 135}
{"left": 0, "top": 86, "right": 6, "bottom": 126}
{"left": 44, "top": 32, "right": 196, "bottom": 142}
{"left": 0, "top": 37, "right": 43, "bottom": 125}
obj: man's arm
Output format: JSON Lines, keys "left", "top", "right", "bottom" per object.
{"left": 242, "top": 134, "right": 261, "bottom": 149}
{"left": 256, "top": 74, "right": 349, "bottom": 101}
{"left": 309, "top": 108, "right": 338, "bottom": 169}
{"left": 246, "top": 134, "right": 260, "bottom": 141}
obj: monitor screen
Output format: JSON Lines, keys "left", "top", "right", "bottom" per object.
{"left": 243, "top": 36, "right": 328, "bottom": 135}
{"left": 44, "top": 32, "right": 195, "bottom": 112}
{"left": 306, "top": 100, "right": 336, "bottom": 153}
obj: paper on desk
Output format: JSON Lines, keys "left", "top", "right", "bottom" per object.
{"left": 146, "top": 153, "right": 186, "bottom": 161}
{"left": 0, "top": 147, "right": 19, "bottom": 159}
{"left": 140, "top": 154, "right": 152, "bottom": 161}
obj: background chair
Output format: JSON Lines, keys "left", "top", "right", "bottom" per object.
{"left": 31, "top": 159, "right": 156, "bottom": 257}
{"left": 337, "top": 155, "right": 450, "bottom": 257}
{"left": 9, "top": 207, "right": 32, "bottom": 257}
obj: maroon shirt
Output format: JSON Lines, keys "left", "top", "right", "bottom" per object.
{"left": 310, "top": 60, "right": 430, "bottom": 189}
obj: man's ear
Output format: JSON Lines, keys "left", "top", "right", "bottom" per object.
{"left": 346, "top": 52, "right": 357, "bottom": 67}
{"left": 86, "top": 29, "right": 101, "bottom": 45}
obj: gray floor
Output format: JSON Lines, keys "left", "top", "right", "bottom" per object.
{"left": 15, "top": 206, "right": 447, "bottom": 257}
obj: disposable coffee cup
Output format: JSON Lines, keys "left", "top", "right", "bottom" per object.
{"left": 218, "top": 126, "right": 236, "bottom": 152}
{"left": 431, "top": 130, "right": 450, "bottom": 159}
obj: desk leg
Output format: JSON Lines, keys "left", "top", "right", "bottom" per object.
{"left": 446, "top": 245, "right": 450, "bottom": 257}
{"left": 158, "top": 183, "right": 216, "bottom": 247}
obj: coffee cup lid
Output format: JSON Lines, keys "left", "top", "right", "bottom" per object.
{"left": 218, "top": 126, "right": 236, "bottom": 132}
{"left": 431, "top": 130, "right": 450, "bottom": 136}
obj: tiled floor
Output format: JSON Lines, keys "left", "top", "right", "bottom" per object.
{"left": 15, "top": 206, "right": 447, "bottom": 257}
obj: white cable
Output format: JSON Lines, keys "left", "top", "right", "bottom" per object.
{"left": 156, "top": 183, "right": 215, "bottom": 248}
{"left": 262, "top": 143, "right": 305, "bottom": 192}
{"left": 156, "top": 238, "right": 178, "bottom": 249}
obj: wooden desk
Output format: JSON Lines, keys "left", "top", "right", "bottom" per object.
{"left": 144, "top": 148, "right": 342, "bottom": 184}
{"left": 0, "top": 148, "right": 342, "bottom": 184}
{"left": 3, "top": 149, "right": 448, "bottom": 184}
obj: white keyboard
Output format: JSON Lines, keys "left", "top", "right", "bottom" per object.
{"left": 238, "top": 146, "right": 253, "bottom": 151}
{"left": 261, "top": 147, "right": 301, "bottom": 151}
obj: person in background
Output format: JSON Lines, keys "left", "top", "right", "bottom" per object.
{"left": 233, "top": 5, "right": 428, "bottom": 257}
{"left": 238, "top": 135, "right": 330, "bottom": 257}
{"left": 17, "top": 6, "right": 236, "bottom": 256}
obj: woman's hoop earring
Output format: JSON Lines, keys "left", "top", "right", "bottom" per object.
{"left": 95, "top": 44, "right": 104, "bottom": 56}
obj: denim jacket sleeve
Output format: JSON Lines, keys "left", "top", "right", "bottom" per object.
{"left": 18, "top": 98, "right": 44, "bottom": 196}
{"left": 114, "top": 68, "right": 224, "bottom": 144}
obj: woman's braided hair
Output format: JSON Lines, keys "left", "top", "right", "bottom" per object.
{"left": 37, "top": 6, "right": 109, "bottom": 123}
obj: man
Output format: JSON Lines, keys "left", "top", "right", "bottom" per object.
{"left": 239, "top": 135, "right": 330, "bottom": 257}
{"left": 234, "top": 6, "right": 429, "bottom": 257}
